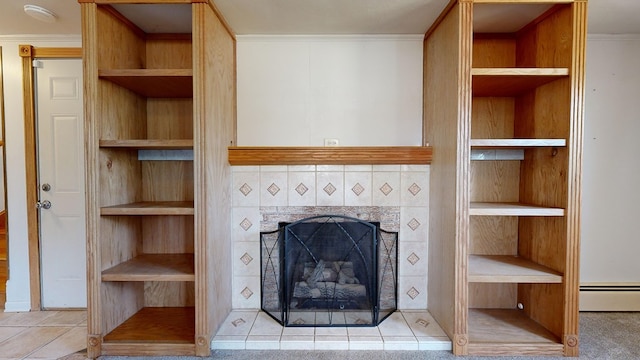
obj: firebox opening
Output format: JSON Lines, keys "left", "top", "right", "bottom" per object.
{"left": 261, "top": 215, "right": 398, "bottom": 327}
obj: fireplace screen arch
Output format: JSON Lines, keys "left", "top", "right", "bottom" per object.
{"left": 261, "top": 215, "right": 398, "bottom": 327}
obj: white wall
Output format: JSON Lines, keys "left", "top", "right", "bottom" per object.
{"left": 581, "top": 35, "right": 640, "bottom": 285}
{"left": 0, "top": 35, "right": 81, "bottom": 312}
{"left": 236, "top": 35, "right": 424, "bottom": 146}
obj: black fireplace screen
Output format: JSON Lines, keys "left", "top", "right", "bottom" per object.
{"left": 261, "top": 215, "right": 398, "bottom": 327}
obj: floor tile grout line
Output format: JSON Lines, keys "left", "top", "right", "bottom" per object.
{"left": 21, "top": 326, "right": 75, "bottom": 360}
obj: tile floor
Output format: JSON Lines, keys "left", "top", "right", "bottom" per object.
{"left": 0, "top": 309, "right": 451, "bottom": 358}
{"left": 0, "top": 310, "right": 87, "bottom": 360}
{"left": 212, "top": 310, "right": 452, "bottom": 351}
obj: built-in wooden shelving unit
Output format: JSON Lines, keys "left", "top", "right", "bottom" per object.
{"left": 425, "top": 1, "right": 586, "bottom": 357}
{"left": 82, "top": 1, "right": 235, "bottom": 357}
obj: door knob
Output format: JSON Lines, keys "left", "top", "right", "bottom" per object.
{"left": 36, "top": 200, "right": 52, "bottom": 210}
{"left": 41, "top": 183, "right": 51, "bottom": 192}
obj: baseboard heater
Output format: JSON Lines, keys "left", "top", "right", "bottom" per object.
{"left": 580, "top": 284, "right": 640, "bottom": 311}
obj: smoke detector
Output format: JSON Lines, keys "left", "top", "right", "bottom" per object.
{"left": 23, "top": 4, "right": 57, "bottom": 23}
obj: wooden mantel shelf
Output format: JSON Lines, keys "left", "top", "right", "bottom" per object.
{"left": 228, "top": 146, "right": 432, "bottom": 165}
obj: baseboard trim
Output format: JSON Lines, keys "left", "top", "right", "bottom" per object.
{"left": 2, "top": 301, "right": 31, "bottom": 312}
{"left": 580, "top": 284, "right": 640, "bottom": 311}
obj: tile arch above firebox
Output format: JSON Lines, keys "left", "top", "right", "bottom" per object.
{"left": 231, "top": 164, "right": 430, "bottom": 311}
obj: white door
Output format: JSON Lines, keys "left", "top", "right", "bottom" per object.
{"left": 35, "top": 58, "right": 86, "bottom": 308}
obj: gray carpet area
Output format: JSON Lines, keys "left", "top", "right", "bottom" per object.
{"left": 102, "top": 312, "right": 640, "bottom": 360}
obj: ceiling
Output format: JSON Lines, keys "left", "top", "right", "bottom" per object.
{"left": 0, "top": 0, "right": 639, "bottom": 36}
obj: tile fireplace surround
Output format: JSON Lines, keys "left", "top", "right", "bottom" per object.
{"left": 215, "top": 164, "right": 451, "bottom": 350}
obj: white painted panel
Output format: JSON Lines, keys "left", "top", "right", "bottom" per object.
{"left": 580, "top": 36, "right": 640, "bottom": 291}
{"left": 50, "top": 77, "right": 79, "bottom": 99}
{"left": 53, "top": 115, "right": 81, "bottom": 192}
{"left": 237, "top": 36, "right": 423, "bottom": 146}
{"left": 36, "top": 58, "right": 86, "bottom": 308}
{"left": 0, "top": 36, "right": 82, "bottom": 312}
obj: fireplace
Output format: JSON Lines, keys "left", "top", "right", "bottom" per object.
{"left": 261, "top": 215, "right": 398, "bottom": 327}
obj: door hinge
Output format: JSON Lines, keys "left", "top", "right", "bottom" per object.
{"left": 32, "top": 59, "right": 43, "bottom": 68}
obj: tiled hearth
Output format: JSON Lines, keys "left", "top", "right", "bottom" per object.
{"left": 212, "top": 310, "right": 451, "bottom": 351}
{"left": 224, "top": 164, "right": 444, "bottom": 350}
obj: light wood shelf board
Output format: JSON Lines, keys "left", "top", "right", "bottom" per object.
{"left": 468, "top": 309, "right": 563, "bottom": 355}
{"left": 99, "top": 69, "right": 192, "bottom": 98}
{"left": 101, "top": 254, "right": 194, "bottom": 281}
{"left": 101, "top": 343, "right": 195, "bottom": 357}
{"left": 470, "top": 202, "right": 564, "bottom": 216}
{"left": 103, "top": 307, "right": 195, "bottom": 343}
{"left": 101, "top": 201, "right": 194, "bottom": 216}
{"left": 468, "top": 255, "right": 562, "bottom": 283}
{"left": 472, "top": 68, "right": 569, "bottom": 97}
{"left": 228, "top": 146, "right": 432, "bottom": 165}
{"left": 100, "top": 139, "right": 194, "bottom": 149}
{"left": 468, "top": 342, "right": 564, "bottom": 356}
{"left": 470, "top": 138, "right": 566, "bottom": 149}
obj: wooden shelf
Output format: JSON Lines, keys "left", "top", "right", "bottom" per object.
{"left": 472, "top": 68, "right": 569, "bottom": 97}
{"left": 470, "top": 139, "right": 566, "bottom": 149}
{"left": 99, "top": 69, "right": 192, "bottom": 98}
{"left": 102, "top": 254, "right": 194, "bottom": 282}
{"left": 101, "top": 201, "right": 194, "bottom": 216}
{"left": 468, "top": 255, "right": 562, "bottom": 283}
{"left": 468, "top": 309, "right": 564, "bottom": 356}
{"left": 100, "top": 139, "right": 194, "bottom": 150}
{"left": 103, "top": 307, "right": 195, "bottom": 345}
{"left": 470, "top": 202, "right": 564, "bottom": 216}
{"left": 228, "top": 146, "right": 432, "bottom": 165}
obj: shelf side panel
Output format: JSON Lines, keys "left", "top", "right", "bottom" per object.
{"left": 147, "top": 98, "right": 194, "bottom": 140}
{"left": 471, "top": 97, "right": 515, "bottom": 139}
{"left": 472, "top": 37, "right": 516, "bottom": 68}
{"left": 142, "top": 216, "right": 194, "bottom": 254}
{"left": 146, "top": 36, "right": 193, "bottom": 70}
{"left": 518, "top": 283, "right": 565, "bottom": 345}
{"left": 470, "top": 161, "right": 520, "bottom": 203}
{"left": 469, "top": 283, "right": 517, "bottom": 309}
{"left": 516, "top": 4, "right": 583, "bottom": 353}
{"left": 96, "top": 5, "right": 145, "bottom": 70}
{"left": 145, "top": 282, "right": 195, "bottom": 307}
{"left": 424, "top": 2, "right": 471, "bottom": 353}
{"left": 141, "top": 161, "right": 194, "bottom": 202}
{"left": 101, "top": 281, "right": 145, "bottom": 337}
{"left": 193, "top": 2, "right": 237, "bottom": 356}
{"left": 516, "top": 4, "right": 573, "bottom": 69}
{"left": 470, "top": 216, "right": 518, "bottom": 256}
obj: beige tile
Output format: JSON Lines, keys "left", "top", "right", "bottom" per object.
{"left": 248, "top": 312, "right": 283, "bottom": 336}
{"left": 216, "top": 311, "right": 258, "bottom": 336}
{"left": 377, "top": 312, "right": 414, "bottom": 337}
{"left": 0, "top": 326, "right": 69, "bottom": 358}
{"left": 279, "top": 335, "right": 315, "bottom": 350}
{"left": 0, "top": 311, "right": 57, "bottom": 326}
{"left": 37, "top": 311, "right": 87, "bottom": 326}
{"left": 27, "top": 326, "right": 86, "bottom": 359}
{"left": 314, "top": 335, "right": 349, "bottom": 350}
{"left": 0, "top": 326, "right": 28, "bottom": 342}
{"left": 211, "top": 335, "right": 247, "bottom": 350}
